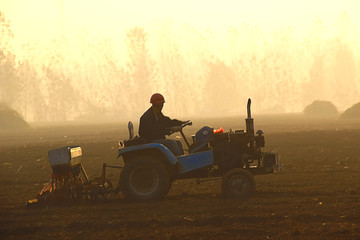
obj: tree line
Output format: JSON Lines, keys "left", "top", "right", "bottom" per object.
{"left": 1, "top": 12, "right": 359, "bottom": 122}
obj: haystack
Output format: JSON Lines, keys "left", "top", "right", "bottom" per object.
{"left": 340, "top": 102, "right": 360, "bottom": 119}
{"left": 303, "top": 100, "right": 338, "bottom": 118}
{"left": 0, "top": 103, "right": 30, "bottom": 130}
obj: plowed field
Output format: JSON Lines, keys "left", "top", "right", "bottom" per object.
{"left": 1, "top": 115, "right": 360, "bottom": 239}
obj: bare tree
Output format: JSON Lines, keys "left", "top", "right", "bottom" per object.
{"left": 153, "top": 20, "right": 189, "bottom": 116}
{"left": 330, "top": 40, "right": 359, "bottom": 109}
{"left": 17, "top": 60, "right": 46, "bottom": 121}
{"left": 41, "top": 39, "right": 78, "bottom": 121}
{"left": 0, "top": 12, "right": 19, "bottom": 106}
{"left": 204, "top": 58, "right": 237, "bottom": 115}
{"left": 125, "top": 27, "right": 157, "bottom": 116}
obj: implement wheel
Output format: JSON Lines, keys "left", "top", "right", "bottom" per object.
{"left": 91, "top": 177, "right": 113, "bottom": 200}
{"left": 120, "top": 158, "right": 171, "bottom": 201}
{"left": 222, "top": 168, "right": 255, "bottom": 199}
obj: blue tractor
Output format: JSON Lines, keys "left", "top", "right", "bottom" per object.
{"left": 116, "top": 99, "right": 281, "bottom": 201}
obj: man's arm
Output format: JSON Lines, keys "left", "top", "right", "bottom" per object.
{"left": 160, "top": 114, "right": 184, "bottom": 135}
{"left": 161, "top": 114, "right": 182, "bottom": 127}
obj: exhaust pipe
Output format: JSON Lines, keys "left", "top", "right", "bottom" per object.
{"left": 245, "top": 98, "right": 254, "bottom": 136}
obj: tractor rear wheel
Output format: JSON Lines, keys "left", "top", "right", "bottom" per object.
{"left": 222, "top": 168, "right": 255, "bottom": 199}
{"left": 120, "top": 158, "right": 171, "bottom": 201}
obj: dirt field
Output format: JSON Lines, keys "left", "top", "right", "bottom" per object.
{"left": 1, "top": 115, "right": 360, "bottom": 240}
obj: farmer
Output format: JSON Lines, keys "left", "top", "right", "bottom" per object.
{"left": 139, "top": 93, "right": 185, "bottom": 156}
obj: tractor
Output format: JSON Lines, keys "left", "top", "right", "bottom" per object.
{"left": 117, "top": 98, "right": 281, "bottom": 200}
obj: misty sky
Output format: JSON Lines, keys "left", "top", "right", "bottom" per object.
{"left": 2, "top": 0, "right": 360, "bottom": 43}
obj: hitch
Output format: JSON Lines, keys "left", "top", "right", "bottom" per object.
{"left": 195, "top": 177, "right": 221, "bottom": 184}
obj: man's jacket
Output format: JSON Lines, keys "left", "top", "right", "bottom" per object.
{"left": 139, "top": 107, "right": 182, "bottom": 142}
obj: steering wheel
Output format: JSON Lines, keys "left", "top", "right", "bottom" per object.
{"left": 181, "top": 120, "right": 192, "bottom": 128}
{"left": 167, "top": 120, "right": 192, "bottom": 135}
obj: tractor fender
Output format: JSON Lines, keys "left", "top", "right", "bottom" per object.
{"left": 116, "top": 143, "right": 178, "bottom": 166}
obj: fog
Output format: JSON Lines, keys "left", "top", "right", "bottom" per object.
{"left": 1, "top": 1, "right": 360, "bottom": 122}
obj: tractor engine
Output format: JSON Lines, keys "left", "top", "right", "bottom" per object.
{"left": 191, "top": 99, "right": 268, "bottom": 173}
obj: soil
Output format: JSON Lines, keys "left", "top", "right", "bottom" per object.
{"left": 341, "top": 102, "right": 360, "bottom": 119}
{"left": 303, "top": 100, "right": 338, "bottom": 118}
{"left": 0, "top": 103, "right": 30, "bottom": 131}
{"left": 1, "top": 115, "right": 360, "bottom": 240}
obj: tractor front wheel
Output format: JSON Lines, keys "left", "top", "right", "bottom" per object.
{"left": 120, "top": 158, "right": 171, "bottom": 201}
{"left": 222, "top": 168, "right": 255, "bottom": 199}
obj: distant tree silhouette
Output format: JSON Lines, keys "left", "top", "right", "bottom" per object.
{"left": 41, "top": 39, "right": 78, "bottom": 121}
{"left": 17, "top": 60, "right": 46, "bottom": 121}
{"left": 0, "top": 12, "right": 19, "bottom": 107}
{"left": 1, "top": 11, "right": 359, "bottom": 121}
{"left": 125, "top": 27, "right": 157, "bottom": 116}
{"left": 153, "top": 20, "right": 190, "bottom": 116}
{"left": 204, "top": 58, "right": 237, "bottom": 114}
{"left": 330, "top": 40, "right": 358, "bottom": 109}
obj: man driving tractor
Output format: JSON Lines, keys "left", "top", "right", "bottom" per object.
{"left": 139, "top": 93, "right": 186, "bottom": 156}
